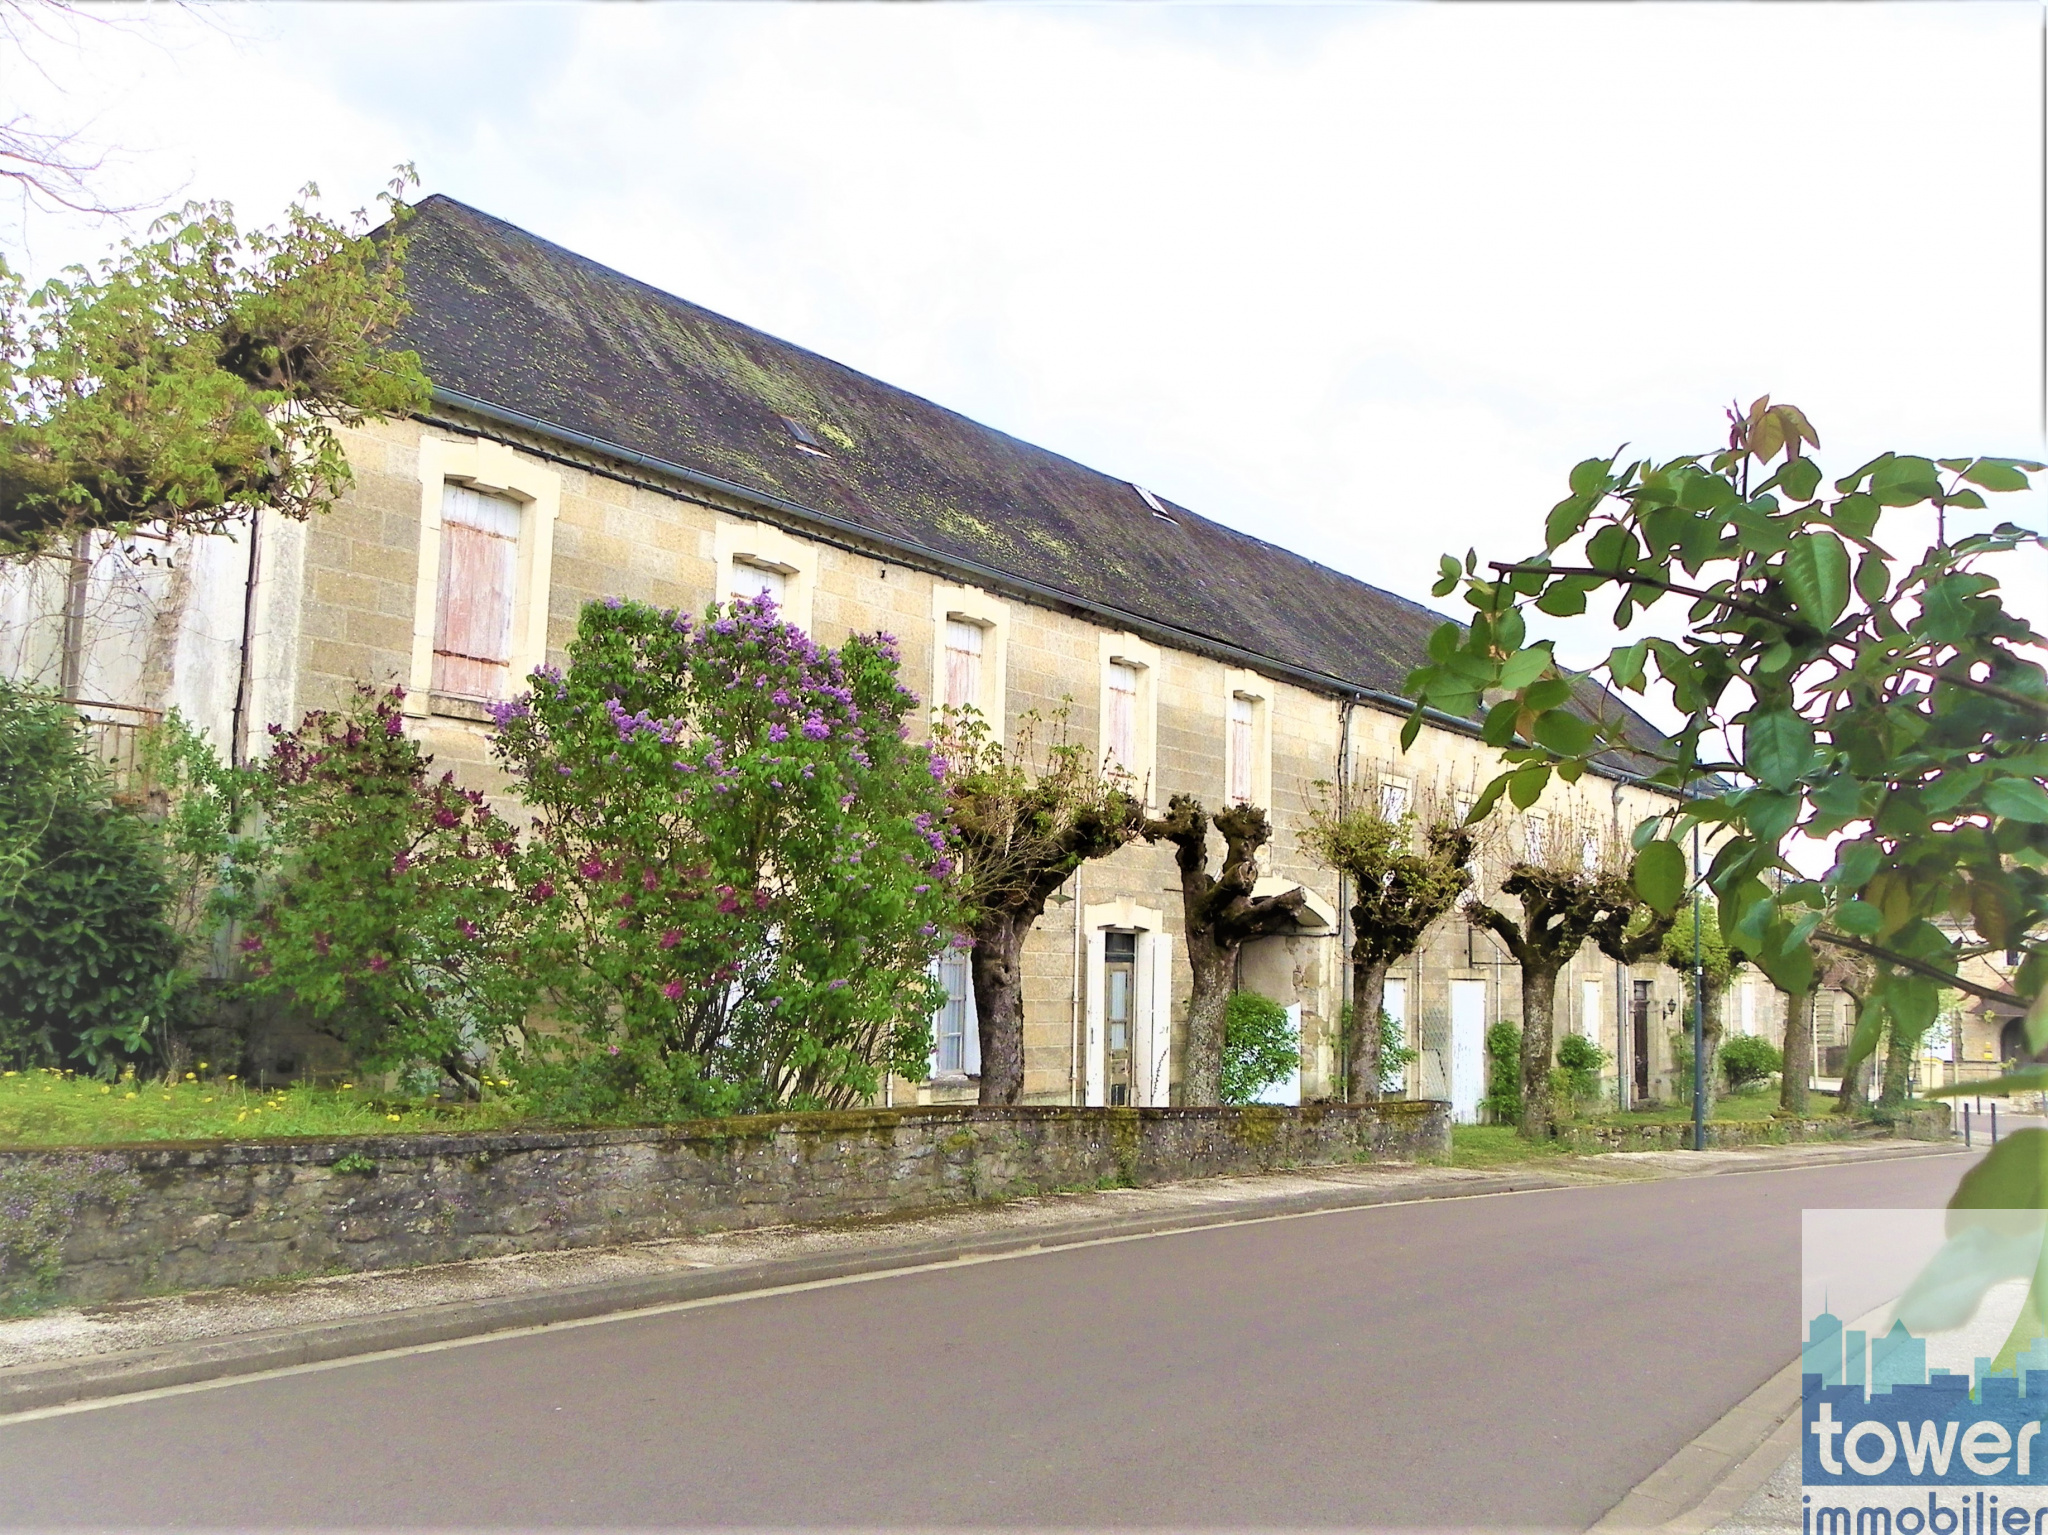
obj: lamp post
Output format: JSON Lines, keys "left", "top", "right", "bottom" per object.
{"left": 1693, "top": 824, "right": 1706, "bottom": 1152}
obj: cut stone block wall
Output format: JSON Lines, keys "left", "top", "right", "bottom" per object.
{"left": 1556, "top": 1106, "right": 1950, "bottom": 1154}
{"left": 11, "top": 1101, "right": 1448, "bottom": 1306}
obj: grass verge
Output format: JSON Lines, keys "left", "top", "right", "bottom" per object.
{"left": 0, "top": 1067, "right": 522, "bottom": 1147}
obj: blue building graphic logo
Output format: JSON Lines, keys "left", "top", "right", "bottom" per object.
{"left": 1803, "top": 1306, "right": 2048, "bottom": 1534}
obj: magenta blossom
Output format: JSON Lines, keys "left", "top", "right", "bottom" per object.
{"left": 660, "top": 929, "right": 682, "bottom": 949}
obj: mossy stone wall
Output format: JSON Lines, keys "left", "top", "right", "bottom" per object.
{"left": 10, "top": 1101, "right": 1447, "bottom": 1306}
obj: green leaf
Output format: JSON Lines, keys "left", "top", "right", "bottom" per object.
{"left": 1535, "top": 583, "right": 1588, "bottom": 617}
{"left": 1546, "top": 494, "right": 1594, "bottom": 549}
{"left": 1608, "top": 640, "right": 1648, "bottom": 692}
{"left": 1871, "top": 455, "right": 1942, "bottom": 506}
{"left": 1780, "top": 530, "right": 1851, "bottom": 627}
{"left": 1481, "top": 698, "right": 1521, "bottom": 748}
{"left": 1985, "top": 776, "right": 2048, "bottom": 825}
{"left": 1833, "top": 492, "right": 1880, "bottom": 539}
{"left": 1950, "top": 1130, "right": 2048, "bottom": 1211}
{"left": 1523, "top": 677, "right": 1572, "bottom": 712}
{"left": 1828, "top": 839, "right": 1882, "bottom": 891}
{"left": 1496, "top": 644, "right": 1552, "bottom": 692}
{"left": 1961, "top": 458, "right": 2032, "bottom": 494}
{"left": 1467, "top": 773, "right": 1508, "bottom": 823}
{"left": 1399, "top": 709, "right": 1423, "bottom": 751}
{"left": 1532, "top": 711, "right": 1596, "bottom": 757}
{"left": 1853, "top": 552, "right": 1889, "bottom": 606}
{"left": 1632, "top": 839, "right": 1686, "bottom": 915}
{"left": 1777, "top": 457, "right": 1822, "bottom": 501}
{"left": 1568, "top": 456, "right": 1612, "bottom": 496}
{"left": 1833, "top": 899, "right": 1882, "bottom": 936}
{"left": 1507, "top": 764, "right": 1550, "bottom": 810}
{"left": 1744, "top": 710, "right": 1815, "bottom": 792}
{"left": 1586, "top": 524, "right": 1634, "bottom": 572}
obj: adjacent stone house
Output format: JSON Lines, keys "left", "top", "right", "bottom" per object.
{"left": 3, "top": 195, "right": 1836, "bottom": 1113}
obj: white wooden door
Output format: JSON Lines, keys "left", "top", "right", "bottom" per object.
{"left": 1450, "top": 979, "right": 1487, "bottom": 1124}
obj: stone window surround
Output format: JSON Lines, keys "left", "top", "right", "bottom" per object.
{"left": 714, "top": 517, "right": 817, "bottom": 634}
{"left": 929, "top": 582, "right": 1009, "bottom": 744}
{"left": 1221, "top": 666, "right": 1274, "bottom": 811}
{"left": 407, "top": 435, "right": 561, "bottom": 720}
{"left": 1098, "top": 631, "right": 1161, "bottom": 805}
{"left": 1081, "top": 897, "right": 1172, "bottom": 1107}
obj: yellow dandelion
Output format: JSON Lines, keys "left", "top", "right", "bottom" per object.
{"left": 202, "top": 1096, "right": 215, "bottom": 1104}
{"left": 386, "top": 1113, "right": 402, "bottom": 1122}
{"left": 198, "top": 1062, "right": 208, "bottom": 1071}
{"left": 226, "top": 1074, "right": 238, "bottom": 1081}
{"left": 124, "top": 1091, "right": 138, "bottom": 1099}
{"left": 99, "top": 1085, "right": 112, "bottom": 1095}
{"left": 183, "top": 1072, "right": 196, "bottom": 1081}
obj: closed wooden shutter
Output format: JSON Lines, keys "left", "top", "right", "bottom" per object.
{"left": 943, "top": 620, "right": 983, "bottom": 712}
{"left": 433, "top": 485, "right": 522, "bottom": 700}
{"left": 1106, "top": 662, "right": 1138, "bottom": 771}
{"left": 1227, "top": 694, "right": 1253, "bottom": 804}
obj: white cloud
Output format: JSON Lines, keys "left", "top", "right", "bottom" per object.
{"left": 10, "top": 1, "right": 2042, "bottom": 699}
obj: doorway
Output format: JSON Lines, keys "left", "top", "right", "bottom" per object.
{"left": 1449, "top": 979, "right": 1486, "bottom": 1124}
{"left": 1103, "top": 931, "right": 1136, "bottom": 1107}
{"left": 1632, "top": 980, "right": 1652, "bottom": 1101}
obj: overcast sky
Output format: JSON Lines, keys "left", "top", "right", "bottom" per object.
{"left": 10, "top": 2, "right": 2045, "bottom": 682}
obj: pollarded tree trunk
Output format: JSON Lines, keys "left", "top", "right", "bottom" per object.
{"left": 970, "top": 910, "right": 1031, "bottom": 1105}
{"left": 1780, "top": 985, "right": 1814, "bottom": 1116}
{"left": 1879, "top": 1019, "right": 1914, "bottom": 1110}
{"left": 1345, "top": 956, "right": 1392, "bottom": 1102}
{"left": 1181, "top": 928, "right": 1237, "bottom": 1109}
{"left": 1146, "top": 796, "right": 1305, "bottom": 1107}
{"left": 1518, "top": 959, "right": 1563, "bottom": 1139}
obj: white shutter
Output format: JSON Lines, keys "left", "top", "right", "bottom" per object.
{"left": 730, "top": 562, "right": 786, "bottom": 606}
{"left": 1141, "top": 932, "right": 1173, "bottom": 1105}
{"left": 1582, "top": 977, "right": 1603, "bottom": 1042}
{"left": 1383, "top": 978, "right": 1409, "bottom": 1095}
{"left": 962, "top": 955, "right": 982, "bottom": 1076}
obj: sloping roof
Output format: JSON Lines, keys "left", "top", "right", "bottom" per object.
{"left": 394, "top": 195, "right": 1669, "bottom": 768}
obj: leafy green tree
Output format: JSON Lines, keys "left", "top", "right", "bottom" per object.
{"left": 1, "top": 173, "right": 428, "bottom": 558}
{"left": 1304, "top": 778, "right": 1472, "bottom": 1101}
{"left": 1220, "top": 991, "right": 1297, "bottom": 1105}
{"left": 238, "top": 687, "right": 533, "bottom": 1097}
{"left": 1660, "top": 896, "right": 1744, "bottom": 1116}
{"left": 1481, "top": 1020, "right": 1522, "bottom": 1127}
{"left": 492, "top": 596, "right": 959, "bottom": 1112}
{"left": 1403, "top": 400, "right": 2045, "bottom": 1108}
{"left": 0, "top": 679, "right": 177, "bottom": 1073}
{"left": 1553, "top": 1032, "right": 1607, "bottom": 1113}
{"left": 938, "top": 707, "right": 1143, "bottom": 1105}
{"left": 1143, "top": 796, "right": 1305, "bottom": 1105}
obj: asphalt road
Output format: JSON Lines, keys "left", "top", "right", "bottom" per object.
{"left": 0, "top": 1152, "right": 1970, "bottom": 1530}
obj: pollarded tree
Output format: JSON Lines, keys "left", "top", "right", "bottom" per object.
{"left": 1143, "top": 795, "right": 1306, "bottom": 1106}
{"left": 1, "top": 172, "right": 429, "bottom": 559}
{"left": 938, "top": 708, "right": 1145, "bottom": 1105}
{"left": 1304, "top": 773, "right": 1475, "bottom": 1101}
{"left": 1465, "top": 814, "right": 1673, "bottom": 1137}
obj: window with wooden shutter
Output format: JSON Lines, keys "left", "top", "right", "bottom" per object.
{"left": 1105, "top": 661, "right": 1138, "bottom": 773}
{"left": 943, "top": 620, "right": 983, "bottom": 713}
{"left": 1227, "top": 694, "right": 1254, "bottom": 805}
{"left": 729, "top": 561, "right": 786, "bottom": 608}
{"left": 432, "top": 484, "right": 522, "bottom": 701}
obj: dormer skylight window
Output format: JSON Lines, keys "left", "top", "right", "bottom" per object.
{"left": 1131, "top": 484, "right": 1175, "bottom": 522}
{"left": 779, "top": 416, "right": 830, "bottom": 457}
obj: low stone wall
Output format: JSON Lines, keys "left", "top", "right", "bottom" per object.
{"left": 1557, "top": 1105, "right": 1951, "bottom": 1154}
{"left": 3, "top": 1101, "right": 1447, "bottom": 1307}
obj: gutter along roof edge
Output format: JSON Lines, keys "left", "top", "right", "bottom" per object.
{"left": 424, "top": 384, "right": 1675, "bottom": 799}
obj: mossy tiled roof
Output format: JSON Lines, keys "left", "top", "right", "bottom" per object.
{"left": 396, "top": 195, "right": 1668, "bottom": 768}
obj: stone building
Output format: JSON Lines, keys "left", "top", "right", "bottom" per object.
{"left": 2, "top": 195, "right": 1833, "bottom": 1114}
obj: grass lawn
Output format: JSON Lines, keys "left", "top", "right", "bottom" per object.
{"left": 1441, "top": 1125, "right": 1599, "bottom": 1169}
{"left": 0, "top": 1066, "right": 524, "bottom": 1147}
{"left": 1576, "top": 1087, "right": 1786, "bottom": 1126}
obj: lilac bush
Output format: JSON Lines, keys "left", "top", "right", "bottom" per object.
{"left": 491, "top": 595, "right": 960, "bottom": 1113}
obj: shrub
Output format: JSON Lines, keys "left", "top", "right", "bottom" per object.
{"left": 0, "top": 681, "right": 178, "bottom": 1074}
{"left": 490, "top": 595, "right": 961, "bottom": 1113}
{"left": 236, "top": 686, "right": 535, "bottom": 1096}
{"left": 1553, "top": 1032, "right": 1607, "bottom": 1115}
{"left": 1720, "top": 1034, "right": 1783, "bottom": 1091}
{"left": 1481, "top": 1020, "right": 1522, "bottom": 1126}
{"left": 1220, "top": 992, "right": 1296, "bottom": 1104}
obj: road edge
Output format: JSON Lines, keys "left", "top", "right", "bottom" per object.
{"left": 0, "top": 1139, "right": 1959, "bottom": 1421}
{"left": 0, "top": 1167, "right": 1568, "bottom": 1416}
{"left": 1588, "top": 1360, "right": 1801, "bottom": 1533}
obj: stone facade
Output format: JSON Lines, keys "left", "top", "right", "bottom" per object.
{"left": 12, "top": 1102, "right": 1447, "bottom": 1306}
